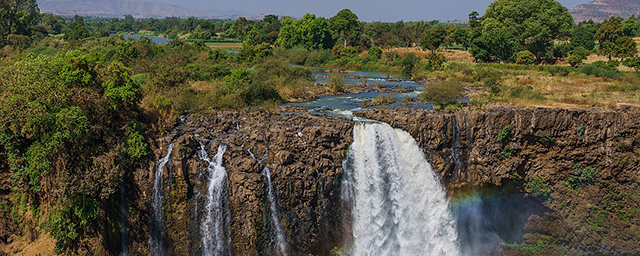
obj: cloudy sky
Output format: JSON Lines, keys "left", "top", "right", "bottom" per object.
{"left": 151, "top": 0, "right": 588, "bottom": 21}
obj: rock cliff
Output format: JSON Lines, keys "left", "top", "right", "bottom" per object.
{"left": 128, "top": 111, "right": 353, "bottom": 255}
{"left": 360, "top": 107, "right": 640, "bottom": 254}
{"left": 117, "top": 106, "right": 640, "bottom": 255}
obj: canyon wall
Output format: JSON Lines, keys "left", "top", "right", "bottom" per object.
{"left": 361, "top": 107, "right": 640, "bottom": 254}
{"left": 128, "top": 111, "right": 353, "bottom": 255}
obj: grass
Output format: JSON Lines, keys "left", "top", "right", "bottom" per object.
{"left": 206, "top": 42, "right": 243, "bottom": 51}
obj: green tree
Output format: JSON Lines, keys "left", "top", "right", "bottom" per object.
{"left": 622, "top": 15, "right": 639, "bottom": 37}
{"left": 570, "top": 26, "right": 596, "bottom": 50}
{"left": 64, "top": 15, "right": 91, "bottom": 41}
{"left": 420, "top": 26, "right": 447, "bottom": 53}
{"left": 329, "top": 9, "right": 362, "bottom": 47}
{"left": 276, "top": 14, "right": 333, "bottom": 50}
{"left": 596, "top": 17, "right": 624, "bottom": 59}
{"left": 470, "top": 20, "right": 520, "bottom": 62}
{"left": 0, "top": 0, "right": 40, "bottom": 46}
{"left": 614, "top": 36, "right": 637, "bottom": 59}
{"left": 479, "top": 0, "right": 573, "bottom": 60}
{"left": 451, "top": 27, "right": 469, "bottom": 49}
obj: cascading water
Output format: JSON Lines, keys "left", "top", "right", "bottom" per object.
{"left": 149, "top": 143, "right": 174, "bottom": 256}
{"left": 263, "top": 166, "right": 289, "bottom": 256}
{"left": 343, "top": 121, "right": 460, "bottom": 256}
{"left": 197, "top": 143, "right": 231, "bottom": 256}
{"left": 119, "top": 181, "right": 129, "bottom": 256}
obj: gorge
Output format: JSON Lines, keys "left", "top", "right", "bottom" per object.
{"left": 115, "top": 106, "right": 640, "bottom": 255}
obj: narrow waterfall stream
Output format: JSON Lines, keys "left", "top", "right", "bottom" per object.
{"left": 197, "top": 143, "right": 230, "bottom": 256}
{"left": 119, "top": 181, "right": 129, "bottom": 256}
{"left": 263, "top": 166, "right": 289, "bottom": 256}
{"left": 248, "top": 146, "right": 289, "bottom": 255}
{"left": 343, "top": 121, "right": 460, "bottom": 256}
{"left": 149, "top": 143, "right": 174, "bottom": 256}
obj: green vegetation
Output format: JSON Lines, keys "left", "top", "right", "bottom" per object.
{"left": 497, "top": 125, "right": 513, "bottom": 143}
{"left": 1, "top": 0, "right": 640, "bottom": 253}
{"left": 526, "top": 175, "right": 553, "bottom": 202}
{"left": 566, "top": 165, "right": 598, "bottom": 190}
{"left": 497, "top": 146, "right": 517, "bottom": 160}
{"left": 419, "top": 80, "right": 464, "bottom": 107}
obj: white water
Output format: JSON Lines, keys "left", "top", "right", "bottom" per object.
{"left": 149, "top": 143, "right": 174, "bottom": 256}
{"left": 343, "top": 122, "right": 460, "bottom": 256}
{"left": 119, "top": 181, "right": 129, "bottom": 256}
{"left": 263, "top": 166, "right": 289, "bottom": 256}
{"left": 197, "top": 143, "right": 230, "bottom": 256}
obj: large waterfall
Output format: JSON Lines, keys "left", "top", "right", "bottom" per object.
{"left": 197, "top": 143, "right": 231, "bottom": 256}
{"left": 343, "top": 122, "right": 460, "bottom": 256}
{"left": 149, "top": 143, "right": 174, "bottom": 256}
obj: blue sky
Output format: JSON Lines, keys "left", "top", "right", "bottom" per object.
{"left": 152, "top": 0, "right": 588, "bottom": 21}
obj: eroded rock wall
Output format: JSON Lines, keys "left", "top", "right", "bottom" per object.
{"left": 361, "top": 107, "right": 640, "bottom": 254}
{"left": 129, "top": 111, "right": 352, "bottom": 255}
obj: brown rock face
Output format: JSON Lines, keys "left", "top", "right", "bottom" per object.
{"left": 124, "top": 106, "right": 640, "bottom": 255}
{"left": 360, "top": 107, "right": 640, "bottom": 254}
{"left": 129, "top": 111, "right": 353, "bottom": 255}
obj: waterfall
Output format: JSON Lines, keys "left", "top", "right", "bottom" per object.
{"left": 119, "top": 181, "right": 129, "bottom": 256}
{"left": 197, "top": 143, "right": 231, "bottom": 256}
{"left": 263, "top": 166, "right": 289, "bottom": 256}
{"left": 149, "top": 143, "right": 174, "bottom": 256}
{"left": 248, "top": 146, "right": 289, "bottom": 255}
{"left": 343, "top": 122, "right": 460, "bottom": 256}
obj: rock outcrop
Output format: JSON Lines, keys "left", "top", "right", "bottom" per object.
{"left": 124, "top": 106, "right": 640, "bottom": 255}
{"left": 128, "top": 111, "right": 353, "bottom": 255}
{"left": 360, "top": 107, "right": 640, "bottom": 254}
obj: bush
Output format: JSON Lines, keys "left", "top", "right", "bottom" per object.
{"left": 568, "top": 54, "right": 583, "bottom": 67}
{"left": 580, "top": 63, "right": 620, "bottom": 79}
{"left": 567, "top": 165, "right": 598, "bottom": 190}
{"left": 368, "top": 46, "right": 382, "bottom": 60}
{"left": 306, "top": 49, "right": 334, "bottom": 65}
{"left": 572, "top": 46, "right": 590, "bottom": 59}
{"left": 419, "top": 80, "right": 465, "bottom": 107}
{"left": 328, "top": 76, "right": 344, "bottom": 93}
{"left": 526, "top": 175, "right": 553, "bottom": 202}
{"left": 398, "top": 53, "right": 418, "bottom": 75}
{"left": 425, "top": 52, "right": 446, "bottom": 71}
{"left": 510, "top": 86, "right": 545, "bottom": 101}
{"left": 497, "top": 146, "right": 516, "bottom": 159}
{"left": 622, "top": 57, "right": 640, "bottom": 71}
{"left": 497, "top": 125, "right": 513, "bottom": 143}
{"left": 553, "top": 43, "right": 571, "bottom": 58}
{"left": 515, "top": 50, "right": 535, "bottom": 65}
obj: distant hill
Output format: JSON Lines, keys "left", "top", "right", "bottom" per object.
{"left": 569, "top": 0, "right": 640, "bottom": 23}
{"left": 37, "top": 0, "right": 258, "bottom": 19}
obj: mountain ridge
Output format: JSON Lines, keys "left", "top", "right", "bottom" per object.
{"left": 37, "top": 0, "right": 259, "bottom": 19}
{"left": 569, "top": 0, "right": 640, "bottom": 22}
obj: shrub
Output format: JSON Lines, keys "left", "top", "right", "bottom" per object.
{"left": 515, "top": 50, "right": 535, "bottom": 65}
{"left": 526, "top": 175, "right": 553, "bottom": 202}
{"left": 577, "top": 124, "right": 586, "bottom": 136}
{"left": 497, "top": 125, "right": 513, "bottom": 143}
{"left": 368, "top": 46, "right": 382, "bottom": 60}
{"left": 567, "top": 165, "right": 598, "bottom": 190}
{"left": 398, "top": 53, "right": 418, "bottom": 75}
{"left": 498, "top": 146, "right": 516, "bottom": 160}
{"left": 572, "top": 46, "right": 590, "bottom": 59}
{"left": 510, "top": 86, "right": 545, "bottom": 101}
{"left": 580, "top": 64, "right": 620, "bottom": 79}
{"left": 419, "top": 80, "right": 465, "bottom": 107}
{"left": 328, "top": 76, "right": 344, "bottom": 93}
{"left": 622, "top": 57, "right": 640, "bottom": 71}
{"left": 553, "top": 43, "right": 571, "bottom": 58}
{"left": 425, "top": 52, "right": 446, "bottom": 71}
{"left": 568, "top": 54, "right": 583, "bottom": 67}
